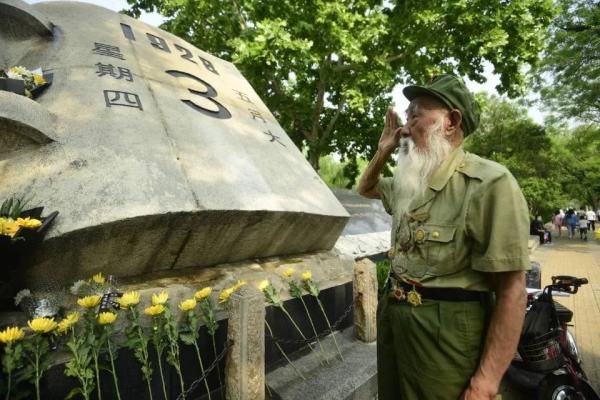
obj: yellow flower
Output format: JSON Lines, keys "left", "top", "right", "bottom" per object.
{"left": 282, "top": 268, "right": 295, "bottom": 278}
{"left": 232, "top": 280, "right": 246, "bottom": 290}
{"left": 77, "top": 295, "right": 101, "bottom": 309}
{"left": 97, "top": 312, "right": 117, "bottom": 325}
{"left": 0, "top": 218, "right": 20, "bottom": 238}
{"left": 15, "top": 217, "right": 42, "bottom": 229}
{"left": 57, "top": 312, "right": 80, "bottom": 334}
{"left": 9, "top": 66, "right": 28, "bottom": 76}
{"left": 301, "top": 271, "right": 312, "bottom": 282}
{"left": 178, "top": 298, "right": 197, "bottom": 312}
{"left": 258, "top": 280, "right": 270, "bottom": 291}
{"left": 33, "top": 73, "right": 46, "bottom": 86}
{"left": 144, "top": 304, "right": 165, "bottom": 316}
{"left": 194, "top": 287, "right": 212, "bottom": 300}
{"left": 28, "top": 317, "right": 57, "bottom": 333}
{"left": 218, "top": 287, "right": 234, "bottom": 304}
{"left": 151, "top": 291, "right": 169, "bottom": 305}
{"left": 117, "top": 291, "right": 141, "bottom": 308}
{"left": 91, "top": 273, "right": 105, "bottom": 284}
{"left": 0, "top": 326, "right": 25, "bottom": 344}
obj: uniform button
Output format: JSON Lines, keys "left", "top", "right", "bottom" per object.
{"left": 432, "top": 231, "right": 440, "bottom": 238}
{"left": 459, "top": 162, "right": 465, "bottom": 168}
{"left": 388, "top": 248, "right": 396, "bottom": 258}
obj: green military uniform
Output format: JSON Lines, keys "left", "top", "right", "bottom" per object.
{"left": 376, "top": 145, "right": 530, "bottom": 400}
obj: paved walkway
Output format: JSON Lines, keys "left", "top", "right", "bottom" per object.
{"left": 533, "top": 230, "right": 600, "bottom": 394}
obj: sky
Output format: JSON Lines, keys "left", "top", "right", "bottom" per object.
{"left": 27, "top": 0, "right": 546, "bottom": 123}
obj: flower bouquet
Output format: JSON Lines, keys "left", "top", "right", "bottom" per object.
{"left": 0, "top": 66, "right": 52, "bottom": 99}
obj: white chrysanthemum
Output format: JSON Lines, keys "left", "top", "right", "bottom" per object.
{"left": 70, "top": 280, "right": 89, "bottom": 295}
{"left": 14, "top": 289, "right": 31, "bottom": 306}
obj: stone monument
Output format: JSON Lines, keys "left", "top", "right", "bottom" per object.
{"left": 0, "top": 0, "right": 349, "bottom": 286}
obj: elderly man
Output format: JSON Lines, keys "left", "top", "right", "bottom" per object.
{"left": 358, "top": 74, "right": 529, "bottom": 400}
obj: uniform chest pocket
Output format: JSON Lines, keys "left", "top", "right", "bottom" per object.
{"left": 423, "top": 223, "right": 457, "bottom": 269}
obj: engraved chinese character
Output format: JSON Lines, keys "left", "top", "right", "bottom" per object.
{"left": 249, "top": 108, "right": 266, "bottom": 123}
{"left": 103, "top": 90, "right": 143, "bottom": 111}
{"left": 263, "top": 130, "right": 286, "bottom": 147}
{"left": 233, "top": 90, "right": 253, "bottom": 104}
{"left": 92, "top": 43, "right": 125, "bottom": 59}
{"left": 95, "top": 63, "right": 133, "bottom": 81}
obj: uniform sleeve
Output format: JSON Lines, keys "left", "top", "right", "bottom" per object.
{"left": 466, "top": 172, "right": 530, "bottom": 273}
{"left": 376, "top": 177, "right": 394, "bottom": 215}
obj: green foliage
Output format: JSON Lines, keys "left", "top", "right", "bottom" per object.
{"left": 64, "top": 326, "right": 95, "bottom": 400}
{"left": 376, "top": 260, "right": 391, "bottom": 297}
{"left": 535, "top": 0, "right": 600, "bottom": 122}
{"left": 0, "top": 195, "right": 29, "bottom": 219}
{"left": 124, "top": 0, "right": 555, "bottom": 169}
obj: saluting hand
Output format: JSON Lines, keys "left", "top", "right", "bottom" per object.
{"left": 378, "top": 107, "right": 402, "bottom": 155}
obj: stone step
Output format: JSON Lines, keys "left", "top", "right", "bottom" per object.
{"left": 266, "top": 328, "right": 377, "bottom": 400}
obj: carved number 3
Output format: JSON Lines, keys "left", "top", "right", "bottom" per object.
{"left": 165, "top": 70, "right": 232, "bottom": 119}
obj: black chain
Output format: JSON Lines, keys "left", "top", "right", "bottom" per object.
{"left": 176, "top": 340, "right": 231, "bottom": 400}
{"left": 266, "top": 302, "right": 354, "bottom": 345}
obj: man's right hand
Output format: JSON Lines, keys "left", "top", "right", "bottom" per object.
{"left": 378, "top": 107, "right": 402, "bottom": 154}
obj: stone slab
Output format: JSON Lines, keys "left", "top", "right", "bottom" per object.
{"left": 333, "top": 188, "right": 392, "bottom": 236}
{"left": 266, "top": 328, "right": 377, "bottom": 400}
{"left": 0, "top": 1, "right": 349, "bottom": 284}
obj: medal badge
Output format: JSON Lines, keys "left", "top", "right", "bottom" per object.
{"left": 406, "top": 285, "right": 422, "bottom": 306}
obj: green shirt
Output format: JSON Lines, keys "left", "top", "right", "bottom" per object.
{"left": 377, "top": 146, "right": 530, "bottom": 291}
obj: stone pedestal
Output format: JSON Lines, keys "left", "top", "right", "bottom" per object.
{"left": 353, "top": 259, "right": 377, "bottom": 342}
{"left": 225, "top": 285, "right": 265, "bottom": 400}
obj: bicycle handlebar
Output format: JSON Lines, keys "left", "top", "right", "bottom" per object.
{"left": 549, "top": 275, "right": 589, "bottom": 294}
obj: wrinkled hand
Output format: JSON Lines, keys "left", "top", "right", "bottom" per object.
{"left": 460, "top": 377, "right": 497, "bottom": 400}
{"left": 378, "top": 107, "right": 402, "bottom": 154}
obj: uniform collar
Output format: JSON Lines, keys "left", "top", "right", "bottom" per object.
{"left": 428, "top": 145, "right": 465, "bottom": 192}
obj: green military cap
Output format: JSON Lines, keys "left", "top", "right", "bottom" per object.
{"left": 403, "top": 74, "right": 481, "bottom": 136}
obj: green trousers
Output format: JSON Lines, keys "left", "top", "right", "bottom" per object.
{"left": 377, "top": 291, "right": 488, "bottom": 400}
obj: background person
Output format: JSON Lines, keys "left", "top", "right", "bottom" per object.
{"left": 358, "top": 74, "right": 528, "bottom": 400}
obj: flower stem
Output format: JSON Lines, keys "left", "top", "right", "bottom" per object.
{"left": 193, "top": 342, "right": 212, "bottom": 400}
{"left": 210, "top": 335, "right": 224, "bottom": 400}
{"left": 280, "top": 305, "right": 322, "bottom": 363}
{"left": 317, "top": 298, "right": 343, "bottom": 361}
{"left": 300, "top": 297, "right": 329, "bottom": 364}
{"left": 131, "top": 308, "right": 153, "bottom": 400}
{"left": 34, "top": 340, "right": 41, "bottom": 400}
{"left": 155, "top": 344, "right": 168, "bottom": 400}
{"left": 93, "top": 348, "right": 103, "bottom": 400}
{"left": 107, "top": 336, "right": 122, "bottom": 400}
{"left": 264, "top": 320, "right": 305, "bottom": 381}
{"left": 6, "top": 369, "right": 11, "bottom": 400}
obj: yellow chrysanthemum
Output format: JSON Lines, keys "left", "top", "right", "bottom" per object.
{"left": 77, "top": 295, "right": 101, "bottom": 309}
{"left": 218, "top": 288, "right": 234, "bottom": 304}
{"left": 144, "top": 304, "right": 165, "bottom": 316}
{"left": 258, "top": 280, "right": 270, "bottom": 291}
{"left": 282, "top": 268, "right": 295, "bottom": 278}
{"left": 232, "top": 280, "right": 246, "bottom": 290}
{"left": 178, "top": 298, "right": 197, "bottom": 312}
{"left": 8, "top": 66, "right": 28, "bottom": 76}
{"left": 301, "top": 271, "right": 312, "bottom": 282}
{"left": 57, "top": 312, "right": 80, "bottom": 333}
{"left": 28, "top": 317, "right": 57, "bottom": 333}
{"left": 0, "top": 326, "right": 25, "bottom": 344}
{"left": 33, "top": 73, "right": 46, "bottom": 86}
{"left": 91, "top": 273, "right": 105, "bottom": 284}
{"left": 0, "top": 218, "right": 20, "bottom": 238}
{"left": 97, "top": 312, "right": 117, "bottom": 325}
{"left": 151, "top": 291, "right": 169, "bottom": 305}
{"left": 15, "top": 217, "right": 42, "bottom": 229}
{"left": 194, "top": 287, "right": 212, "bottom": 300}
{"left": 118, "top": 291, "right": 140, "bottom": 308}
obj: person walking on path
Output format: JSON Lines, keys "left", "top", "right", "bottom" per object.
{"left": 565, "top": 209, "right": 578, "bottom": 239}
{"left": 552, "top": 210, "right": 563, "bottom": 237}
{"left": 586, "top": 208, "right": 597, "bottom": 232}
{"left": 358, "top": 74, "right": 529, "bottom": 400}
{"left": 579, "top": 214, "right": 589, "bottom": 240}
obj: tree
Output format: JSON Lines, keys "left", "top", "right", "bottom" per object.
{"left": 465, "top": 93, "right": 568, "bottom": 218}
{"left": 536, "top": 0, "right": 600, "bottom": 122}
{"left": 124, "top": 0, "right": 555, "bottom": 170}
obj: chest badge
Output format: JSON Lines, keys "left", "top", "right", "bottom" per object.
{"left": 407, "top": 286, "right": 422, "bottom": 306}
{"left": 414, "top": 228, "right": 426, "bottom": 243}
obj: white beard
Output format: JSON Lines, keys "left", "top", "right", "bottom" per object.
{"left": 392, "top": 117, "right": 452, "bottom": 216}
